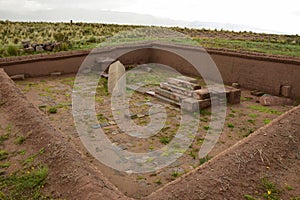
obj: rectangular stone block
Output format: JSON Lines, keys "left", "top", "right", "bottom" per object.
{"left": 10, "top": 74, "right": 25, "bottom": 80}
{"left": 198, "top": 98, "right": 211, "bottom": 109}
{"left": 155, "top": 88, "right": 183, "bottom": 103}
{"left": 193, "top": 88, "right": 210, "bottom": 100}
{"left": 168, "top": 78, "right": 201, "bottom": 90}
{"left": 176, "top": 76, "right": 198, "bottom": 84}
{"left": 181, "top": 98, "right": 199, "bottom": 112}
{"left": 160, "top": 82, "right": 193, "bottom": 97}
{"left": 227, "top": 88, "right": 241, "bottom": 104}
{"left": 280, "top": 85, "right": 291, "bottom": 97}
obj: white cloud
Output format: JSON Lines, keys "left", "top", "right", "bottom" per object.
{"left": 0, "top": 0, "right": 299, "bottom": 34}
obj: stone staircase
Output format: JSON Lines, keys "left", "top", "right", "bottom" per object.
{"left": 150, "top": 76, "right": 241, "bottom": 112}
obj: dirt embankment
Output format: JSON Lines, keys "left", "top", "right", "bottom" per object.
{"left": 147, "top": 106, "right": 300, "bottom": 199}
{"left": 0, "top": 68, "right": 128, "bottom": 200}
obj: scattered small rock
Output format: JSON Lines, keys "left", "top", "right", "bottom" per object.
{"left": 36, "top": 45, "right": 44, "bottom": 52}
{"left": 250, "top": 90, "right": 265, "bottom": 97}
{"left": 50, "top": 72, "right": 62, "bottom": 77}
{"left": 231, "top": 82, "right": 240, "bottom": 89}
{"left": 91, "top": 124, "right": 101, "bottom": 129}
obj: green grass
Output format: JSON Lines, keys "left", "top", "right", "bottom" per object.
{"left": 194, "top": 37, "right": 300, "bottom": 57}
{"left": 159, "top": 137, "right": 171, "bottom": 145}
{"left": 248, "top": 105, "right": 282, "bottom": 115}
{"left": 227, "top": 123, "right": 235, "bottom": 128}
{"left": 0, "top": 166, "right": 49, "bottom": 200}
{"left": 199, "top": 156, "right": 211, "bottom": 165}
{"left": 47, "top": 107, "right": 57, "bottom": 114}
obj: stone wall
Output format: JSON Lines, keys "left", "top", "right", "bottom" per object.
{"left": 0, "top": 41, "right": 300, "bottom": 98}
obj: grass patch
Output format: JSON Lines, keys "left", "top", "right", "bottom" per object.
{"left": 199, "top": 156, "right": 211, "bottom": 165}
{"left": 0, "top": 166, "right": 49, "bottom": 199}
{"left": 47, "top": 107, "right": 57, "bottom": 114}
{"left": 227, "top": 123, "right": 235, "bottom": 128}
{"left": 248, "top": 105, "right": 282, "bottom": 115}
{"left": 264, "top": 119, "right": 272, "bottom": 125}
{"left": 159, "top": 137, "right": 171, "bottom": 145}
{"left": 261, "top": 177, "right": 280, "bottom": 200}
{"left": 0, "top": 150, "right": 9, "bottom": 161}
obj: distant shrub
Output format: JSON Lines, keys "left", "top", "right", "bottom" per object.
{"left": 60, "top": 42, "right": 69, "bottom": 51}
{"left": 6, "top": 45, "right": 19, "bottom": 56}
{"left": 87, "top": 36, "right": 96, "bottom": 43}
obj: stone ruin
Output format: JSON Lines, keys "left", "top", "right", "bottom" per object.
{"left": 148, "top": 76, "right": 241, "bottom": 112}
{"left": 21, "top": 39, "right": 62, "bottom": 53}
{"left": 104, "top": 60, "right": 242, "bottom": 112}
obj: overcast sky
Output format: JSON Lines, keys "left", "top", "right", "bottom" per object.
{"left": 0, "top": 0, "right": 299, "bottom": 34}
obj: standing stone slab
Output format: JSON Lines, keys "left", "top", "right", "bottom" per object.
{"left": 108, "top": 61, "right": 126, "bottom": 95}
{"left": 227, "top": 87, "right": 241, "bottom": 104}
{"left": 280, "top": 85, "right": 291, "bottom": 97}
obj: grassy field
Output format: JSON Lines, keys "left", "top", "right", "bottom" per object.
{"left": 0, "top": 20, "right": 299, "bottom": 58}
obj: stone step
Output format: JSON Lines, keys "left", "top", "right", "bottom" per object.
{"left": 155, "top": 88, "right": 184, "bottom": 103}
{"left": 176, "top": 76, "right": 198, "bottom": 84}
{"left": 160, "top": 82, "right": 193, "bottom": 97}
{"left": 154, "top": 94, "right": 181, "bottom": 107}
{"left": 168, "top": 78, "right": 201, "bottom": 90}
{"left": 193, "top": 88, "right": 210, "bottom": 100}
{"left": 181, "top": 98, "right": 211, "bottom": 112}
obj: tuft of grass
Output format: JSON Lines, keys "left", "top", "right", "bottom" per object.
{"left": 0, "top": 162, "right": 10, "bottom": 168}
{"left": 248, "top": 113, "right": 259, "bottom": 118}
{"left": 203, "top": 125, "right": 210, "bottom": 130}
{"left": 261, "top": 177, "right": 280, "bottom": 200}
{"left": 15, "top": 135, "right": 26, "bottom": 145}
{"left": 47, "top": 107, "right": 57, "bottom": 114}
{"left": 227, "top": 123, "right": 235, "bottom": 128}
{"left": 159, "top": 137, "right": 171, "bottom": 145}
{"left": 154, "top": 178, "right": 162, "bottom": 185}
{"left": 0, "top": 150, "right": 9, "bottom": 161}
{"left": 171, "top": 172, "right": 180, "bottom": 178}
{"left": 264, "top": 119, "right": 272, "bottom": 125}
{"left": 244, "top": 194, "right": 257, "bottom": 200}
{"left": 199, "top": 156, "right": 211, "bottom": 165}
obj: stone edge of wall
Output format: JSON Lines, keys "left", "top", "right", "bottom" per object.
{"left": 0, "top": 41, "right": 300, "bottom": 66}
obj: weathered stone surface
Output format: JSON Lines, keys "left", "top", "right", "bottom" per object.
{"left": 155, "top": 88, "right": 184, "bottom": 102}
{"left": 36, "top": 45, "right": 44, "bottom": 52}
{"left": 181, "top": 98, "right": 199, "bottom": 112}
{"left": 108, "top": 61, "right": 126, "bottom": 95}
{"left": 154, "top": 93, "right": 180, "bottom": 107}
{"left": 168, "top": 78, "right": 201, "bottom": 90}
{"left": 95, "top": 57, "right": 115, "bottom": 71}
{"left": 259, "top": 94, "right": 294, "bottom": 106}
{"left": 251, "top": 90, "right": 264, "bottom": 97}
{"left": 24, "top": 47, "right": 34, "bottom": 53}
{"left": 227, "top": 87, "right": 241, "bottom": 104}
{"left": 176, "top": 76, "right": 197, "bottom": 84}
{"left": 280, "top": 85, "right": 291, "bottom": 97}
{"left": 160, "top": 82, "right": 193, "bottom": 97}
{"left": 193, "top": 88, "right": 210, "bottom": 100}
{"left": 198, "top": 99, "right": 211, "bottom": 109}
{"left": 50, "top": 72, "right": 61, "bottom": 77}
{"left": 232, "top": 82, "right": 240, "bottom": 89}
{"left": 10, "top": 74, "right": 25, "bottom": 80}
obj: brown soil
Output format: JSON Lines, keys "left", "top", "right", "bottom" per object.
{"left": 0, "top": 69, "right": 127, "bottom": 200}
{"left": 11, "top": 66, "right": 296, "bottom": 199}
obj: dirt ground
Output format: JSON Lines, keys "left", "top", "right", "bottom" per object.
{"left": 13, "top": 68, "right": 295, "bottom": 199}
